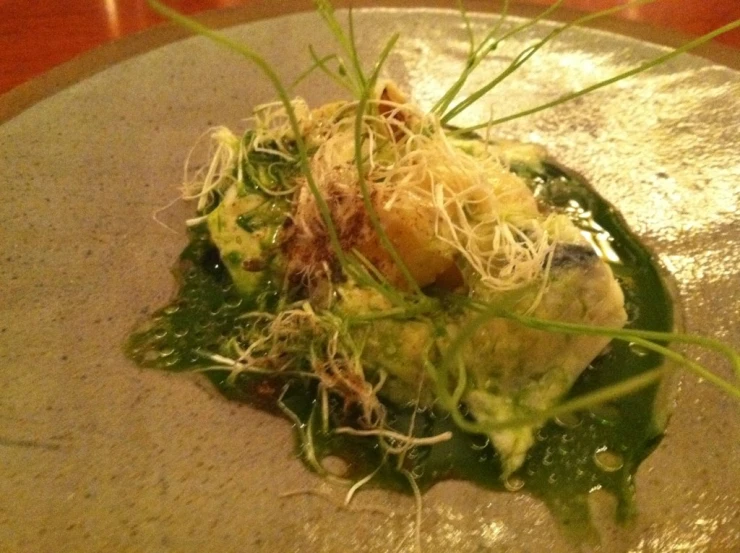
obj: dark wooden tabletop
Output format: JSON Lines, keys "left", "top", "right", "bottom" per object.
{"left": 1, "top": 0, "right": 738, "bottom": 96}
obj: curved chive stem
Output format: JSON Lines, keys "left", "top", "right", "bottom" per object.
{"left": 147, "top": 0, "right": 349, "bottom": 269}
{"left": 629, "top": 336, "right": 740, "bottom": 400}
{"left": 457, "top": 17, "right": 740, "bottom": 132}
{"left": 492, "top": 0, "right": 512, "bottom": 39}
{"left": 312, "top": 1, "right": 424, "bottom": 296}
{"left": 484, "top": 367, "right": 669, "bottom": 432}
{"left": 277, "top": 386, "right": 327, "bottom": 476}
{"left": 346, "top": 7, "right": 368, "bottom": 92}
{"left": 347, "top": 248, "right": 408, "bottom": 306}
{"left": 452, "top": 293, "right": 740, "bottom": 379}
{"left": 483, "top": 331, "right": 740, "bottom": 432}
{"left": 456, "top": 0, "right": 476, "bottom": 57}
{"left": 353, "top": 34, "right": 424, "bottom": 296}
{"left": 295, "top": 47, "right": 353, "bottom": 93}
{"left": 442, "top": 301, "right": 740, "bottom": 406}
{"left": 505, "top": 311, "right": 740, "bottom": 381}
{"left": 315, "top": 0, "right": 367, "bottom": 94}
{"left": 441, "top": 0, "right": 657, "bottom": 124}
{"left": 432, "top": 0, "right": 561, "bottom": 116}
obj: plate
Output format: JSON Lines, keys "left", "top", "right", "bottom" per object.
{"left": 1, "top": 4, "right": 738, "bottom": 552}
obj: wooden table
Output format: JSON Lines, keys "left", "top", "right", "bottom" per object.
{"left": 1, "top": 0, "right": 738, "bottom": 96}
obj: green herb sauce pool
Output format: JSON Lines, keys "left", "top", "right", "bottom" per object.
{"left": 127, "top": 160, "right": 673, "bottom": 539}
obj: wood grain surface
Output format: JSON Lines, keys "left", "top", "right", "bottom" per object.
{"left": 1, "top": 0, "right": 738, "bottom": 96}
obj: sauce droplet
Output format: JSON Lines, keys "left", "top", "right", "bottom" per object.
{"left": 628, "top": 342, "right": 650, "bottom": 357}
{"left": 555, "top": 412, "right": 581, "bottom": 428}
{"left": 594, "top": 447, "right": 624, "bottom": 472}
{"left": 504, "top": 475, "right": 525, "bottom": 492}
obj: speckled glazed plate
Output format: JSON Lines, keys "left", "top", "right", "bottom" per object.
{"left": 1, "top": 3, "right": 739, "bottom": 552}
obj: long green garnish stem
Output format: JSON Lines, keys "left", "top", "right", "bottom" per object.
{"left": 315, "top": 0, "right": 367, "bottom": 94}
{"left": 345, "top": 251, "right": 408, "bottom": 307}
{"left": 457, "top": 0, "right": 476, "bottom": 57}
{"left": 456, "top": 17, "right": 740, "bottom": 132}
{"left": 310, "top": 1, "right": 429, "bottom": 300}
{"left": 452, "top": 294, "right": 740, "bottom": 379}
{"left": 432, "top": 0, "right": 562, "bottom": 116}
{"left": 296, "top": 47, "right": 353, "bottom": 93}
{"left": 474, "top": 329, "right": 740, "bottom": 433}
{"left": 629, "top": 336, "right": 740, "bottom": 400}
{"left": 346, "top": 7, "right": 368, "bottom": 92}
{"left": 441, "top": 301, "right": 740, "bottom": 409}
{"left": 313, "top": 0, "right": 426, "bottom": 297}
{"left": 352, "top": 35, "right": 425, "bottom": 296}
{"left": 486, "top": 367, "right": 669, "bottom": 431}
{"left": 147, "top": 0, "right": 348, "bottom": 269}
{"left": 290, "top": 50, "right": 338, "bottom": 90}
{"left": 506, "top": 311, "right": 740, "bottom": 382}
{"left": 277, "top": 385, "right": 327, "bottom": 476}
{"left": 441, "top": 0, "right": 657, "bottom": 123}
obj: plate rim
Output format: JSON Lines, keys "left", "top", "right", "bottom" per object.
{"left": 1, "top": 0, "right": 738, "bottom": 124}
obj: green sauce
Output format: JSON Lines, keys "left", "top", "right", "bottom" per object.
{"left": 127, "top": 160, "right": 673, "bottom": 540}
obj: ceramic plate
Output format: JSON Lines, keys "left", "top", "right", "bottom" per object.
{"left": 1, "top": 4, "right": 738, "bottom": 552}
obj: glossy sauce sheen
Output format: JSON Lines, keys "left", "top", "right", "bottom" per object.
{"left": 127, "top": 161, "right": 673, "bottom": 536}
